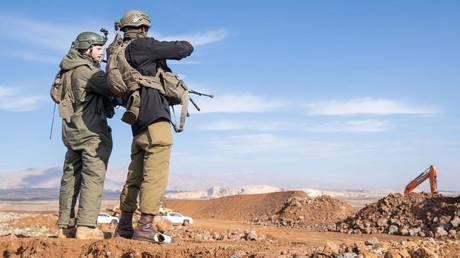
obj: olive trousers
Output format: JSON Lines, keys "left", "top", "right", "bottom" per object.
{"left": 58, "top": 123, "right": 112, "bottom": 227}
{"left": 119, "top": 121, "right": 172, "bottom": 214}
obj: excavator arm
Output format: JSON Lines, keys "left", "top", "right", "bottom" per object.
{"left": 404, "top": 165, "right": 438, "bottom": 195}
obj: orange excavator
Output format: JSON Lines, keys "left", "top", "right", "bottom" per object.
{"left": 404, "top": 165, "right": 438, "bottom": 195}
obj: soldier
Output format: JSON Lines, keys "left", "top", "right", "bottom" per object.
{"left": 113, "top": 10, "right": 193, "bottom": 242}
{"left": 56, "top": 31, "right": 114, "bottom": 239}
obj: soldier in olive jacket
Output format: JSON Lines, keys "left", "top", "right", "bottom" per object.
{"left": 57, "top": 31, "right": 114, "bottom": 240}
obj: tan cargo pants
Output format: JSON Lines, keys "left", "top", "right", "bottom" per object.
{"left": 119, "top": 121, "right": 172, "bottom": 214}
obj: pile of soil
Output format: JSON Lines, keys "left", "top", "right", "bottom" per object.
{"left": 165, "top": 191, "right": 307, "bottom": 221}
{"left": 166, "top": 191, "right": 354, "bottom": 231}
{"left": 252, "top": 195, "right": 355, "bottom": 231}
{"left": 336, "top": 192, "right": 460, "bottom": 238}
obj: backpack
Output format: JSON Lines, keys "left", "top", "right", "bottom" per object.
{"left": 50, "top": 69, "right": 74, "bottom": 122}
{"left": 106, "top": 35, "right": 191, "bottom": 132}
{"left": 157, "top": 70, "right": 190, "bottom": 132}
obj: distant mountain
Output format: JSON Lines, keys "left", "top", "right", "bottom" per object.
{"left": 0, "top": 188, "right": 121, "bottom": 201}
{"left": 0, "top": 167, "right": 125, "bottom": 190}
{"left": 0, "top": 168, "right": 57, "bottom": 189}
{"left": 165, "top": 185, "right": 460, "bottom": 200}
{"left": 163, "top": 185, "right": 388, "bottom": 200}
{"left": 165, "top": 185, "right": 283, "bottom": 199}
{"left": 1, "top": 168, "right": 458, "bottom": 202}
{"left": 0, "top": 167, "right": 277, "bottom": 191}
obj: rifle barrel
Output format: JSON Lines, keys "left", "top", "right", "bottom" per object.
{"left": 189, "top": 90, "right": 214, "bottom": 98}
{"left": 189, "top": 98, "right": 201, "bottom": 111}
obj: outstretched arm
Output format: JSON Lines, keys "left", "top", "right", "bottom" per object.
{"left": 147, "top": 39, "right": 194, "bottom": 60}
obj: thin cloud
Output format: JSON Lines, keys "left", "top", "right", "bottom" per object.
{"left": 0, "top": 50, "right": 60, "bottom": 64}
{"left": 305, "top": 98, "right": 438, "bottom": 116}
{"left": 0, "top": 15, "right": 226, "bottom": 64}
{"left": 0, "top": 86, "right": 44, "bottom": 112}
{"left": 0, "top": 87, "right": 15, "bottom": 97}
{"left": 156, "top": 29, "right": 228, "bottom": 47}
{"left": 210, "top": 134, "right": 292, "bottom": 154}
{"left": 197, "top": 120, "right": 289, "bottom": 131}
{"left": 303, "top": 120, "right": 392, "bottom": 133}
{"left": 199, "top": 120, "right": 250, "bottom": 130}
{"left": 199, "top": 119, "right": 391, "bottom": 133}
{"left": 0, "top": 15, "right": 102, "bottom": 63}
{"left": 192, "top": 93, "right": 287, "bottom": 114}
{"left": 0, "top": 15, "right": 76, "bottom": 52}
{"left": 208, "top": 133, "right": 389, "bottom": 157}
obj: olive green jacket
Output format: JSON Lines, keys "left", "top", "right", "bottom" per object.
{"left": 59, "top": 49, "right": 114, "bottom": 148}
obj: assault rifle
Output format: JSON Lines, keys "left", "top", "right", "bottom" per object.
{"left": 188, "top": 90, "right": 213, "bottom": 112}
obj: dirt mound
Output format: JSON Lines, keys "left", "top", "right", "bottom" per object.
{"left": 337, "top": 192, "right": 460, "bottom": 238}
{"left": 252, "top": 195, "right": 355, "bottom": 231}
{"left": 166, "top": 191, "right": 354, "bottom": 231}
{"left": 165, "top": 191, "right": 308, "bottom": 220}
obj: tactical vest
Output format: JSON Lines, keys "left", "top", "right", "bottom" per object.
{"left": 106, "top": 40, "right": 162, "bottom": 99}
{"left": 106, "top": 38, "right": 190, "bottom": 132}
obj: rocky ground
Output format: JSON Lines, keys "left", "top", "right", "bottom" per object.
{"left": 0, "top": 212, "right": 56, "bottom": 238}
{"left": 336, "top": 192, "right": 460, "bottom": 239}
{"left": 1, "top": 230, "right": 460, "bottom": 257}
{"left": 0, "top": 212, "right": 268, "bottom": 243}
{"left": 1, "top": 191, "right": 460, "bottom": 257}
{"left": 309, "top": 238, "right": 460, "bottom": 258}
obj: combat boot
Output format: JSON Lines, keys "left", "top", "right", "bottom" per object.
{"left": 114, "top": 211, "right": 134, "bottom": 239}
{"left": 133, "top": 213, "right": 173, "bottom": 243}
{"left": 57, "top": 227, "right": 76, "bottom": 238}
{"left": 75, "top": 226, "right": 104, "bottom": 240}
{"left": 132, "top": 213, "right": 155, "bottom": 241}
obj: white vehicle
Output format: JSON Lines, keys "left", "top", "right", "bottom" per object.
{"left": 162, "top": 212, "right": 193, "bottom": 226}
{"left": 97, "top": 212, "right": 119, "bottom": 225}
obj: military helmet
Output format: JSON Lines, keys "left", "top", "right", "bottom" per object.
{"left": 117, "top": 10, "right": 151, "bottom": 30}
{"left": 73, "top": 31, "right": 107, "bottom": 50}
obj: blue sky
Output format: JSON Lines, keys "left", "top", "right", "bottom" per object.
{"left": 0, "top": 1, "right": 459, "bottom": 190}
